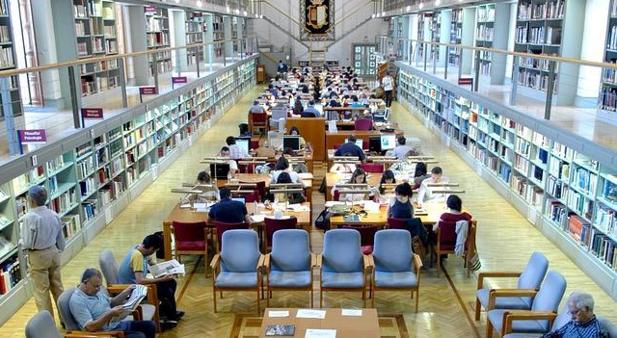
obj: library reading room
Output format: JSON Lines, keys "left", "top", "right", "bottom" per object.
{"left": 0, "top": 0, "right": 616, "bottom": 337}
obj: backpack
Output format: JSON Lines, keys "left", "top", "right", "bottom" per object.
{"left": 314, "top": 209, "right": 331, "bottom": 231}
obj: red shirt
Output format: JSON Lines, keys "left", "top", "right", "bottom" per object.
{"left": 439, "top": 211, "right": 472, "bottom": 223}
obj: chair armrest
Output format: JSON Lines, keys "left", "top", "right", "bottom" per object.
{"left": 489, "top": 289, "right": 537, "bottom": 298}
{"left": 210, "top": 254, "right": 220, "bottom": 270}
{"left": 264, "top": 254, "right": 271, "bottom": 271}
{"left": 477, "top": 271, "right": 522, "bottom": 290}
{"left": 502, "top": 311, "right": 557, "bottom": 335}
{"left": 363, "top": 255, "right": 374, "bottom": 273}
{"left": 413, "top": 254, "right": 423, "bottom": 272}
{"left": 106, "top": 285, "right": 132, "bottom": 295}
{"left": 66, "top": 331, "right": 125, "bottom": 338}
{"left": 257, "top": 254, "right": 266, "bottom": 271}
{"left": 314, "top": 254, "right": 322, "bottom": 269}
{"left": 311, "top": 253, "right": 318, "bottom": 268}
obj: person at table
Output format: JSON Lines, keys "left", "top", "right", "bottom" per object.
{"left": 349, "top": 95, "right": 364, "bottom": 108}
{"left": 238, "top": 123, "right": 252, "bottom": 138}
{"left": 392, "top": 136, "right": 414, "bottom": 160}
{"left": 249, "top": 100, "right": 265, "bottom": 114}
{"left": 334, "top": 135, "right": 366, "bottom": 162}
{"left": 413, "top": 162, "right": 430, "bottom": 189}
{"left": 292, "top": 96, "right": 304, "bottom": 115}
{"left": 117, "top": 234, "right": 183, "bottom": 328}
{"left": 541, "top": 292, "right": 608, "bottom": 338}
{"left": 327, "top": 97, "right": 341, "bottom": 108}
{"left": 387, "top": 182, "right": 414, "bottom": 219}
{"left": 378, "top": 170, "right": 396, "bottom": 195}
{"left": 274, "top": 172, "right": 305, "bottom": 204}
{"left": 191, "top": 171, "right": 219, "bottom": 202}
{"left": 219, "top": 146, "right": 238, "bottom": 177}
{"left": 433, "top": 195, "right": 472, "bottom": 233}
{"left": 268, "top": 84, "right": 278, "bottom": 98}
{"left": 417, "top": 166, "right": 449, "bottom": 206}
{"left": 226, "top": 136, "right": 249, "bottom": 160}
{"left": 271, "top": 156, "right": 300, "bottom": 184}
{"left": 300, "top": 100, "right": 320, "bottom": 117}
{"left": 288, "top": 126, "right": 307, "bottom": 149}
{"left": 69, "top": 268, "right": 156, "bottom": 338}
{"left": 333, "top": 168, "right": 374, "bottom": 202}
{"left": 208, "top": 188, "right": 251, "bottom": 224}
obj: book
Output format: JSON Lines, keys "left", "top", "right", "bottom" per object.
{"left": 264, "top": 324, "right": 295, "bottom": 336}
{"left": 148, "top": 259, "right": 185, "bottom": 278}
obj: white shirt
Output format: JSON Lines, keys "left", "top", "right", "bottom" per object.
{"left": 20, "top": 206, "right": 65, "bottom": 251}
{"left": 417, "top": 176, "right": 450, "bottom": 204}
{"left": 228, "top": 144, "right": 249, "bottom": 160}
{"left": 382, "top": 76, "right": 393, "bottom": 91}
{"left": 392, "top": 145, "right": 413, "bottom": 159}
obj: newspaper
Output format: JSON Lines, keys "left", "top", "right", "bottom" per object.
{"left": 149, "top": 259, "right": 186, "bottom": 278}
{"left": 122, "top": 284, "right": 148, "bottom": 311}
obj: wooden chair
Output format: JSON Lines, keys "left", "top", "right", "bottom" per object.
{"left": 340, "top": 224, "right": 382, "bottom": 254}
{"left": 249, "top": 112, "right": 268, "bottom": 135}
{"left": 172, "top": 221, "right": 210, "bottom": 277}
{"left": 433, "top": 220, "right": 477, "bottom": 276}
{"left": 263, "top": 216, "right": 298, "bottom": 252}
{"left": 213, "top": 221, "right": 250, "bottom": 252}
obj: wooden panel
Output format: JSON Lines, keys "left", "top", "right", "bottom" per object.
{"left": 287, "top": 118, "right": 327, "bottom": 161}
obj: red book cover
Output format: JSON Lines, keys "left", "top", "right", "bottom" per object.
{"left": 569, "top": 215, "right": 585, "bottom": 241}
{"left": 0, "top": 270, "right": 6, "bottom": 295}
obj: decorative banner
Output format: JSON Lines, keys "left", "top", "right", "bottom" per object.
{"left": 300, "top": 0, "right": 335, "bottom": 41}
{"left": 81, "top": 108, "right": 104, "bottom": 119}
{"left": 18, "top": 129, "right": 47, "bottom": 144}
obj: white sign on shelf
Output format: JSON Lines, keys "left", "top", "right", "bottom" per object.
{"left": 152, "top": 164, "right": 159, "bottom": 181}
{"left": 527, "top": 207, "right": 537, "bottom": 226}
{"left": 31, "top": 155, "right": 37, "bottom": 166}
{"left": 446, "top": 136, "right": 451, "bottom": 148}
{"left": 476, "top": 162, "right": 483, "bottom": 177}
{"left": 341, "top": 309, "right": 362, "bottom": 316}
{"left": 268, "top": 310, "right": 289, "bottom": 318}
{"left": 104, "top": 208, "right": 113, "bottom": 225}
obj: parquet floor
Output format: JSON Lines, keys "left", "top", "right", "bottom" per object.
{"left": 0, "top": 85, "right": 615, "bottom": 338}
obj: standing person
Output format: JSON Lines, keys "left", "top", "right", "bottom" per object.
{"left": 277, "top": 60, "right": 288, "bottom": 74}
{"left": 20, "top": 186, "right": 65, "bottom": 319}
{"left": 381, "top": 72, "right": 394, "bottom": 107}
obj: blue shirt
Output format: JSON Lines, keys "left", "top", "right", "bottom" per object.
{"left": 117, "top": 246, "right": 148, "bottom": 284}
{"left": 208, "top": 198, "right": 248, "bottom": 223}
{"left": 301, "top": 106, "right": 320, "bottom": 117}
{"left": 543, "top": 317, "right": 606, "bottom": 338}
{"left": 388, "top": 199, "right": 414, "bottom": 219}
{"left": 69, "top": 288, "right": 121, "bottom": 331}
{"left": 334, "top": 142, "right": 366, "bottom": 161}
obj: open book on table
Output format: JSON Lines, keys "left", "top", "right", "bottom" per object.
{"left": 149, "top": 259, "right": 186, "bottom": 278}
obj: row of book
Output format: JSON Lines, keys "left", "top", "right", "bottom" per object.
{"left": 595, "top": 205, "right": 617, "bottom": 238}
{"left": 61, "top": 214, "right": 81, "bottom": 240}
{"left": 573, "top": 216, "right": 617, "bottom": 269}
{"left": 48, "top": 188, "right": 78, "bottom": 215}
{"left": 0, "top": 25, "right": 10, "bottom": 44}
{"left": 476, "top": 25, "right": 494, "bottom": 42}
{"left": 76, "top": 157, "right": 95, "bottom": 181}
{"left": 0, "top": 46, "right": 14, "bottom": 69}
{"left": 0, "top": 257, "right": 20, "bottom": 295}
{"left": 572, "top": 167, "right": 598, "bottom": 196}
{"left": 548, "top": 158, "right": 570, "bottom": 181}
{"left": 612, "top": 0, "right": 617, "bottom": 18}
{"left": 79, "top": 178, "right": 97, "bottom": 198}
{"left": 477, "top": 6, "right": 495, "bottom": 22}
{"left": 518, "top": 1, "right": 564, "bottom": 20}
{"left": 599, "top": 86, "right": 617, "bottom": 111}
{"left": 517, "top": 69, "right": 551, "bottom": 92}
{"left": 82, "top": 199, "right": 98, "bottom": 221}
{"left": 146, "top": 16, "right": 167, "bottom": 32}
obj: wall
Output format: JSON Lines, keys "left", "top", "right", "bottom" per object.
{"left": 253, "top": 0, "right": 388, "bottom": 66}
{"left": 576, "top": 0, "right": 609, "bottom": 106}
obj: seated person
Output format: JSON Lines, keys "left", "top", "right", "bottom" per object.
{"left": 288, "top": 126, "right": 307, "bottom": 149}
{"left": 117, "top": 235, "right": 183, "bottom": 327}
{"left": 300, "top": 100, "right": 320, "bottom": 118}
{"left": 387, "top": 182, "right": 414, "bottom": 219}
{"left": 188, "top": 171, "right": 219, "bottom": 202}
{"left": 349, "top": 95, "right": 364, "bottom": 108}
{"left": 333, "top": 168, "right": 374, "bottom": 202}
{"left": 208, "top": 188, "right": 251, "bottom": 224}
{"left": 354, "top": 112, "right": 373, "bottom": 129}
{"left": 413, "top": 162, "right": 430, "bottom": 189}
{"left": 226, "top": 136, "right": 250, "bottom": 159}
{"left": 391, "top": 136, "right": 414, "bottom": 160}
{"left": 541, "top": 292, "right": 611, "bottom": 338}
{"left": 248, "top": 100, "right": 266, "bottom": 114}
{"left": 69, "top": 268, "right": 156, "bottom": 338}
{"left": 378, "top": 170, "right": 396, "bottom": 196}
{"left": 274, "top": 172, "right": 305, "bottom": 204}
{"left": 292, "top": 96, "right": 304, "bottom": 115}
{"left": 238, "top": 123, "right": 251, "bottom": 138}
{"left": 417, "top": 166, "right": 449, "bottom": 206}
{"left": 334, "top": 135, "right": 366, "bottom": 162}
{"left": 327, "top": 97, "right": 342, "bottom": 107}
{"left": 434, "top": 195, "right": 472, "bottom": 232}
{"left": 270, "top": 156, "right": 300, "bottom": 184}
{"left": 219, "top": 147, "right": 238, "bottom": 177}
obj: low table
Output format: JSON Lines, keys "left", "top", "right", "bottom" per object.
{"left": 259, "top": 308, "right": 380, "bottom": 338}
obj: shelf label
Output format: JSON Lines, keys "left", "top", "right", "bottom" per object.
{"left": 31, "top": 155, "right": 38, "bottom": 166}
{"left": 139, "top": 86, "right": 157, "bottom": 95}
{"left": 104, "top": 208, "right": 113, "bottom": 225}
{"left": 144, "top": 5, "right": 157, "bottom": 13}
{"left": 152, "top": 164, "right": 158, "bottom": 181}
{"left": 172, "top": 76, "right": 187, "bottom": 84}
{"left": 82, "top": 108, "right": 104, "bottom": 119}
{"left": 18, "top": 129, "right": 47, "bottom": 144}
{"left": 527, "top": 207, "right": 537, "bottom": 225}
{"left": 476, "top": 162, "right": 483, "bottom": 177}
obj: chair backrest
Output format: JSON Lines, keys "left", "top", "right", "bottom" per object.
{"left": 372, "top": 229, "right": 412, "bottom": 273}
{"left": 271, "top": 229, "right": 311, "bottom": 272}
{"left": 354, "top": 118, "right": 372, "bottom": 131}
{"left": 517, "top": 252, "right": 549, "bottom": 290}
{"left": 531, "top": 271, "right": 567, "bottom": 330}
{"left": 264, "top": 217, "right": 298, "bottom": 249}
{"left": 598, "top": 316, "right": 617, "bottom": 338}
{"left": 322, "top": 229, "right": 363, "bottom": 273}
{"left": 220, "top": 229, "right": 261, "bottom": 273}
{"left": 437, "top": 220, "right": 458, "bottom": 249}
{"left": 340, "top": 224, "right": 380, "bottom": 247}
{"left": 215, "top": 221, "right": 250, "bottom": 252}
{"left": 550, "top": 304, "right": 574, "bottom": 331}
{"left": 360, "top": 163, "right": 384, "bottom": 173}
{"left": 387, "top": 217, "right": 408, "bottom": 229}
{"left": 99, "top": 250, "right": 120, "bottom": 285}
{"left": 173, "top": 221, "right": 208, "bottom": 244}
{"left": 252, "top": 112, "right": 268, "bottom": 123}
{"left": 25, "top": 311, "right": 61, "bottom": 338}
{"left": 57, "top": 288, "right": 80, "bottom": 331}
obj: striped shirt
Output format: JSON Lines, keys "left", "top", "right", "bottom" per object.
{"left": 20, "top": 206, "right": 65, "bottom": 251}
{"left": 542, "top": 317, "right": 606, "bottom": 338}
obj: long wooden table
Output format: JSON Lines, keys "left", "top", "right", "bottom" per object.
{"left": 328, "top": 200, "right": 451, "bottom": 227}
{"left": 162, "top": 202, "right": 312, "bottom": 260}
{"left": 215, "top": 173, "right": 314, "bottom": 203}
{"left": 259, "top": 308, "right": 380, "bottom": 338}
{"left": 324, "top": 172, "right": 382, "bottom": 201}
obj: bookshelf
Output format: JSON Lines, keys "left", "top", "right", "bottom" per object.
{"left": 599, "top": 0, "right": 617, "bottom": 114}
{"left": 0, "top": 57, "right": 257, "bottom": 325}
{"left": 475, "top": 3, "right": 495, "bottom": 76}
{"left": 0, "top": 0, "right": 23, "bottom": 120}
{"left": 186, "top": 11, "right": 205, "bottom": 66}
{"left": 74, "top": 0, "right": 120, "bottom": 97}
{"left": 448, "top": 8, "right": 463, "bottom": 67}
{"left": 145, "top": 6, "right": 171, "bottom": 76}
{"left": 388, "top": 16, "right": 406, "bottom": 59}
{"left": 398, "top": 64, "right": 617, "bottom": 300}
{"left": 429, "top": 12, "right": 441, "bottom": 64}
{"left": 212, "top": 14, "right": 224, "bottom": 60}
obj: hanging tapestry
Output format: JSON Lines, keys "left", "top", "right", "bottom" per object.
{"left": 300, "top": 0, "right": 335, "bottom": 41}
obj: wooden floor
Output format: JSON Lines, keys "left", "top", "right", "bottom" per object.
{"left": 1, "top": 85, "right": 616, "bottom": 338}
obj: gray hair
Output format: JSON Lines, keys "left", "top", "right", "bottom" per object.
{"left": 568, "top": 292, "right": 594, "bottom": 311}
{"left": 27, "top": 186, "right": 47, "bottom": 206}
{"left": 80, "top": 268, "right": 102, "bottom": 283}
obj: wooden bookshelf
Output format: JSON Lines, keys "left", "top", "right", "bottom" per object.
{"left": 0, "top": 0, "right": 22, "bottom": 120}
{"left": 73, "top": 0, "right": 120, "bottom": 97}
{"left": 145, "top": 6, "right": 171, "bottom": 76}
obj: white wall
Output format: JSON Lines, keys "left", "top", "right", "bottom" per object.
{"left": 32, "top": 0, "right": 62, "bottom": 101}
{"left": 576, "top": 0, "right": 609, "bottom": 103}
{"left": 253, "top": 0, "right": 387, "bottom": 66}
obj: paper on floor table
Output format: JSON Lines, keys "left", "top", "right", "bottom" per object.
{"left": 305, "top": 329, "right": 336, "bottom": 338}
{"left": 268, "top": 310, "right": 289, "bottom": 318}
{"left": 296, "top": 309, "right": 326, "bottom": 319}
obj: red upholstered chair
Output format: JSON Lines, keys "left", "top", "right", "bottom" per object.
{"left": 250, "top": 139, "right": 260, "bottom": 150}
{"left": 354, "top": 118, "right": 373, "bottom": 131}
{"left": 333, "top": 144, "right": 341, "bottom": 150}
{"left": 340, "top": 224, "right": 381, "bottom": 254}
{"left": 213, "top": 221, "right": 250, "bottom": 252}
{"left": 332, "top": 189, "right": 340, "bottom": 201}
{"left": 263, "top": 216, "right": 298, "bottom": 251}
{"left": 238, "top": 163, "right": 257, "bottom": 173}
{"left": 386, "top": 217, "right": 407, "bottom": 229}
{"left": 172, "top": 221, "right": 209, "bottom": 277}
{"left": 250, "top": 112, "right": 268, "bottom": 135}
{"left": 434, "top": 220, "right": 476, "bottom": 276}
{"left": 360, "top": 163, "right": 384, "bottom": 173}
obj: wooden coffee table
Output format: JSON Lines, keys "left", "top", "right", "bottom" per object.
{"left": 259, "top": 308, "right": 380, "bottom": 337}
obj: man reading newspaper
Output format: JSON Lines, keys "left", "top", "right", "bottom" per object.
{"left": 69, "top": 268, "right": 155, "bottom": 338}
{"left": 118, "top": 234, "right": 184, "bottom": 330}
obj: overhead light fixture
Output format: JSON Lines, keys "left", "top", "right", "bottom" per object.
{"left": 406, "top": 5, "right": 411, "bottom": 12}
{"left": 371, "top": 13, "right": 375, "bottom": 18}
{"left": 226, "top": 6, "right": 230, "bottom": 13}
{"left": 174, "top": 0, "right": 180, "bottom": 3}
{"left": 381, "top": 11, "right": 385, "bottom": 16}
{"left": 419, "top": 2, "right": 424, "bottom": 9}
{"left": 196, "top": 0, "right": 202, "bottom": 7}
{"left": 435, "top": 0, "right": 441, "bottom": 6}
